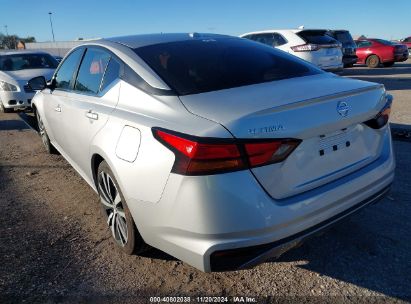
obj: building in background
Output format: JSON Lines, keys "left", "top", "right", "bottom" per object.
{"left": 24, "top": 39, "right": 98, "bottom": 56}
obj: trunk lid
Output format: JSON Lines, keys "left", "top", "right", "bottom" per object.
{"left": 179, "top": 73, "right": 387, "bottom": 199}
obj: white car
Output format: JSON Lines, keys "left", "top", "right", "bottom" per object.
{"left": 0, "top": 51, "right": 58, "bottom": 113}
{"left": 241, "top": 29, "right": 343, "bottom": 72}
{"left": 29, "top": 34, "right": 394, "bottom": 272}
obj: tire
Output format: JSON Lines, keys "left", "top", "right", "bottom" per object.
{"left": 0, "top": 100, "right": 13, "bottom": 113}
{"left": 383, "top": 61, "right": 395, "bottom": 67}
{"left": 35, "top": 110, "right": 58, "bottom": 154}
{"left": 366, "top": 55, "right": 380, "bottom": 68}
{"left": 97, "top": 161, "right": 149, "bottom": 255}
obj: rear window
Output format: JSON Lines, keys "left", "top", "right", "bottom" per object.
{"left": 297, "top": 30, "right": 338, "bottom": 45}
{"left": 134, "top": 38, "right": 321, "bottom": 96}
{"left": 333, "top": 31, "right": 354, "bottom": 44}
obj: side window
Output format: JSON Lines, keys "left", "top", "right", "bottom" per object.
{"left": 253, "top": 34, "right": 275, "bottom": 47}
{"left": 242, "top": 34, "right": 255, "bottom": 41}
{"left": 55, "top": 48, "right": 84, "bottom": 90}
{"left": 100, "top": 58, "right": 121, "bottom": 92}
{"left": 74, "top": 48, "right": 110, "bottom": 95}
{"left": 404, "top": 37, "right": 411, "bottom": 43}
{"left": 272, "top": 33, "right": 287, "bottom": 46}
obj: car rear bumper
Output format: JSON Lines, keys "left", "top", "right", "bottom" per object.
{"left": 129, "top": 126, "right": 395, "bottom": 272}
{"left": 210, "top": 184, "right": 391, "bottom": 271}
{"left": 0, "top": 91, "right": 34, "bottom": 108}
{"left": 342, "top": 55, "right": 358, "bottom": 65}
{"left": 394, "top": 53, "right": 409, "bottom": 62}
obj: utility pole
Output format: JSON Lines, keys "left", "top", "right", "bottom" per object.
{"left": 48, "top": 12, "right": 56, "bottom": 42}
{"left": 4, "top": 25, "right": 15, "bottom": 49}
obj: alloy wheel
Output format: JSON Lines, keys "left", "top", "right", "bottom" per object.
{"left": 98, "top": 171, "right": 128, "bottom": 246}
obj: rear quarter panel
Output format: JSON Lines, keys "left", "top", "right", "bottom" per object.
{"left": 89, "top": 81, "right": 233, "bottom": 209}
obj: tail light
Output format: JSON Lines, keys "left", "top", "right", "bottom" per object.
{"left": 153, "top": 128, "right": 301, "bottom": 175}
{"left": 291, "top": 43, "right": 341, "bottom": 52}
{"left": 291, "top": 44, "right": 320, "bottom": 52}
{"left": 364, "top": 94, "right": 393, "bottom": 129}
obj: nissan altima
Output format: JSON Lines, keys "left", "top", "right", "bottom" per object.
{"left": 29, "top": 33, "right": 395, "bottom": 272}
{"left": 0, "top": 51, "right": 58, "bottom": 112}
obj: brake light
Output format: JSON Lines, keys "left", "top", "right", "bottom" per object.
{"left": 153, "top": 128, "right": 301, "bottom": 175}
{"left": 364, "top": 94, "right": 393, "bottom": 129}
{"left": 291, "top": 44, "right": 320, "bottom": 52}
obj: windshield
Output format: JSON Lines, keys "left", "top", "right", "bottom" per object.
{"left": 0, "top": 53, "right": 58, "bottom": 71}
{"left": 134, "top": 38, "right": 321, "bottom": 96}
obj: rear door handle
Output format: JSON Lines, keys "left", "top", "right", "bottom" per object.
{"left": 85, "top": 110, "right": 98, "bottom": 120}
{"left": 54, "top": 105, "right": 61, "bottom": 112}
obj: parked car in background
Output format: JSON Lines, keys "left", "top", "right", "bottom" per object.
{"left": 30, "top": 33, "right": 394, "bottom": 272}
{"left": 0, "top": 51, "right": 58, "bottom": 113}
{"left": 54, "top": 56, "right": 63, "bottom": 63}
{"left": 399, "top": 37, "right": 411, "bottom": 54}
{"left": 326, "top": 30, "right": 358, "bottom": 67}
{"left": 355, "top": 39, "right": 409, "bottom": 68}
{"left": 240, "top": 29, "right": 343, "bottom": 72}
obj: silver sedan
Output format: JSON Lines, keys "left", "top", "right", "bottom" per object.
{"left": 29, "top": 33, "right": 395, "bottom": 272}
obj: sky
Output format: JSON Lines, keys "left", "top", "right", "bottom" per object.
{"left": 0, "top": 0, "right": 410, "bottom": 42}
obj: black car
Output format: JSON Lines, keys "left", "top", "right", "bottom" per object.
{"left": 327, "top": 30, "right": 358, "bottom": 67}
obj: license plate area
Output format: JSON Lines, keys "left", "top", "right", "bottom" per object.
{"left": 318, "top": 128, "right": 352, "bottom": 156}
{"left": 325, "top": 48, "right": 336, "bottom": 55}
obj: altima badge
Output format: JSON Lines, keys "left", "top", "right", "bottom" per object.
{"left": 337, "top": 101, "right": 349, "bottom": 117}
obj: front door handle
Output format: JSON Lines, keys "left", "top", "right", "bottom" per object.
{"left": 54, "top": 105, "right": 61, "bottom": 112}
{"left": 85, "top": 110, "right": 98, "bottom": 120}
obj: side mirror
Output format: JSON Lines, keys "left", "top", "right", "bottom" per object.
{"left": 28, "top": 76, "right": 47, "bottom": 91}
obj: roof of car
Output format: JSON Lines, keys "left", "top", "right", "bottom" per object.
{"left": 0, "top": 50, "right": 51, "bottom": 56}
{"left": 105, "top": 33, "right": 233, "bottom": 49}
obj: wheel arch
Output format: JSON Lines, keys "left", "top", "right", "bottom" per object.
{"left": 91, "top": 153, "right": 105, "bottom": 189}
{"left": 89, "top": 148, "right": 124, "bottom": 194}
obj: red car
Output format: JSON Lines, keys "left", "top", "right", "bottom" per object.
{"left": 355, "top": 38, "right": 409, "bottom": 68}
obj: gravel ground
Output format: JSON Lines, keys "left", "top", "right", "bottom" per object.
{"left": 0, "top": 61, "right": 410, "bottom": 304}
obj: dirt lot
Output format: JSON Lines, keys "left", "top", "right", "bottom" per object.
{"left": 1, "top": 60, "right": 411, "bottom": 303}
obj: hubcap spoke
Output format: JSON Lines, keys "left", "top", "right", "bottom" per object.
{"left": 107, "top": 211, "right": 114, "bottom": 226}
{"left": 117, "top": 210, "right": 126, "bottom": 220}
{"left": 110, "top": 213, "right": 117, "bottom": 239}
{"left": 117, "top": 216, "right": 128, "bottom": 244}
{"left": 114, "top": 192, "right": 121, "bottom": 207}
{"left": 100, "top": 196, "right": 113, "bottom": 210}
{"left": 98, "top": 183, "right": 112, "bottom": 207}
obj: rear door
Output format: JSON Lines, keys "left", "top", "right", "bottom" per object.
{"left": 59, "top": 47, "right": 122, "bottom": 180}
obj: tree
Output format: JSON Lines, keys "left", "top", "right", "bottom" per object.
{"left": 0, "top": 32, "right": 36, "bottom": 49}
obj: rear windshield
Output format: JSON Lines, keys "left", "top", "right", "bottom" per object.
{"left": 0, "top": 53, "right": 58, "bottom": 71}
{"left": 134, "top": 38, "right": 321, "bottom": 95}
{"left": 298, "top": 30, "right": 338, "bottom": 45}
{"left": 333, "top": 31, "right": 354, "bottom": 44}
